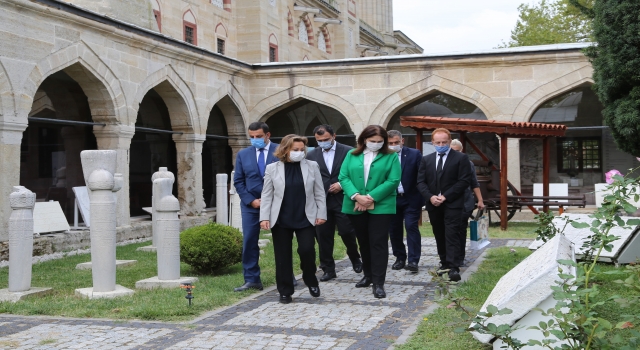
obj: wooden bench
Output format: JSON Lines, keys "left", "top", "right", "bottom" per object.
{"left": 506, "top": 195, "right": 586, "bottom": 214}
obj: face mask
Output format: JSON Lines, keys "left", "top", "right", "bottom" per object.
{"left": 289, "top": 151, "right": 305, "bottom": 162}
{"left": 317, "top": 140, "right": 333, "bottom": 150}
{"left": 251, "top": 137, "right": 266, "bottom": 149}
{"left": 366, "top": 141, "right": 383, "bottom": 152}
{"left": 389, "top": 145, "right": 402, "bottom": 153}
{"left": 434, "top": 144, "right": 450, "bottom": 154}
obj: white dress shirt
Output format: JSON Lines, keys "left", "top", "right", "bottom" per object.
{"left": 322, "top": 141, "right": 336, "bottom": 174}
{"left": 363, "top": 149, "right": 377, "bottom": 186}
{"left": 397, "top": 149, "right": 404, "bottom": 194}
{"left": 435, "top": 147, "right": 451, "bottom": 170}
{"left": 256, "top": 142, "right": 271, "bottom": 162}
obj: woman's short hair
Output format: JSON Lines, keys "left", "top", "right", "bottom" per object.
{"left": 274, "top": 134, "right": 308, "bottom": 162}
{"left": 352, "top": 125, "right": 391, "bottom": 155}
{"left": 450, "top": 139, "right": 463, "bottom": 150}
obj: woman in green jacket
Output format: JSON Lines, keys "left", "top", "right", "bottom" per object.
{"left": 339, "top": 125, "right": 401, "bottom": 298}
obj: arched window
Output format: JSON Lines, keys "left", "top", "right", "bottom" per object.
{"left": 318, "top": 28, "right": 331, "bottom": 53}
{"left": 183, "top": 10, "right": 197, "bottom": 45}
{"left": 318, "top": 31, "right": 326, "bottom": 52}
{"left": 215, "top": 23, "right": 227, "bottom": 55}
{"left": 151, "top": 0, "right": 161, "bottom": 32}
{"left": 298, "top": 21, "right": 308, "bottom": 44}
{"left": 269, "top": 34, "right": 278, "bottom": 62}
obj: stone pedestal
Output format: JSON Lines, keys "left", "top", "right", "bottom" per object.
{"left": 0, "top": 287, "right": 53, "bottom": 302}
{"left": 75, "top": 284, "right": 135, "bottom": 299}
{"left": 216, "top": 173, "right": 229, "bottom": 225}
{"left": 76, "top": 150, "right": 134, "bottom": 298}
{"left": 229, "top": 171, "right": 243, "bottom": 232}
{"left": 76, "top": 260, "right": 137, "bottom": 270}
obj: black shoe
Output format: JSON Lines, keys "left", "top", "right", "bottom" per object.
{"left": 405, "top": 261, "right": 419, "bottom": 272}
{"left": 234, "top": 282, "right": 263, "bottom": 292}
{"left": 320, "top": 272, "right": 337, "bottom": 282}
{"left": 293, "top": 279, "right": 298, "bottom": 287}
{"left": 352, "top": 260, "right": 363, "bottom": 273}
{"left": 436, "top": 264, "right": 449, "bottom": 276}
{"left": 448, "top": 269, "right": 461, "bottom": 282}
{"left": 279, "top": 294, "right": 292, "bottom": 304}
{"left": 308, "top": 286, "right": 320, "bottom": 297}
{"left": 392, "top": 258, "right": 406, "bottom": 270}
{"left": 355, "top": 276, "right": 372, "bottom": 288}
{"left": 372, "top": 284, "right": 386, "bottom": 298}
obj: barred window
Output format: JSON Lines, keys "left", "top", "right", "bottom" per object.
{"left": 217, "top": 39, "right": 225, "bottom": 55}
{"left": 557, "top": 137, "right": 601, "bottom": 173}
{"left": 184, "top": 25, "right": 195, "bottom": 44}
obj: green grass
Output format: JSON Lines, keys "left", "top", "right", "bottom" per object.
{"left": 0, "top": 230, "right": 347, "bottom": 321}
{"left": 397, "top": 247, "right": 640, "bottom": 350}
{"left": 419, "top": 221, "right": 539, "bottom": 239}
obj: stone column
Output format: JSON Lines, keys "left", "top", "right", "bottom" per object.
{"left": 507, "top": 138, "right": 522, "bottom": 192}
{"left": 228, "top": 135, "right": 250, "bottom": 169}
{"left": 75, "top": 150, "right": 134, "bottom": 299}
{"left": 173, "top": 133, "right": 206, "bottom": 216}
{"left": 93, "top": 124, "right": 135, "bottom": 227}
{"left": 0, "top": 121, "right": 26, "bottom": 242}
{"left": 216, "top": 173, "right": 229, "bottom": 225}
{"left": 8, "top": 186, "right": 36, "bottom": 292}
{"left": 229, "top": 171, "right": 243, "bottom": 232}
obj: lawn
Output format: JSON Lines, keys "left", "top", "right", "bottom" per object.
{"left": 0, "top": 230, "right": 347, "bottom": 321}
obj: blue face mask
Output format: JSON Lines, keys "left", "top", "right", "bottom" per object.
{"left": 317, "top": 140, "right": 333, "bottom": 150}
{"left": 251, "top": 137, "right": 266, "bottom": 149}
{"left": 434, "top": 144, "right": 450, "bottom": 154}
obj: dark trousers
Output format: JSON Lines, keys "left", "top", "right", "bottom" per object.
{"left": 389, "top": 194, "right": 423, "bottom": 264}
{"left": 348, "top": 213, "right": 393, "bottom": 285}
{"left": 271, "top": 225, "right": 319, "bottom": 296}
{"left": 458, "top": 209, "right": 473, "bottom": 263}
{"left": 240, "top": 208, "right": 261, "bottom": 283}
{"left": 427, "top": 205, "right": 465, "bottom": 271}
{"left": 316, "top": 199, "right": 361, "bottom": 273}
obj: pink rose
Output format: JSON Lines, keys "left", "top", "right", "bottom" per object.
{"left": 605, "top": 169, "right": 623, "bottom": 184}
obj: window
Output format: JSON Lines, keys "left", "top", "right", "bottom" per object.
{"left": 185, "top": 25, "right": 195, "bottom": 44}
{"left": 183, "top": 10, "right": 197, "bottom": 45}
{"left": 269, "top": 45, "right": 278, "bottom": 62}
{"left": 217, "top": 38, "right": 225, "bottom": 55}
{"left": 557, "top": 137, "right": 601, "bottom": 173}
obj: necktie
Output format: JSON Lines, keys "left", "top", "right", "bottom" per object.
{"left": 258, "top": 148, "right": 266, "bottom": 177}
{"left": 436, "top": 153, "right": 444, "bottom": 194}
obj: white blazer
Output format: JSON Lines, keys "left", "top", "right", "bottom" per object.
{"left": 260, "top": 159, "right": 327, "bottom": 228}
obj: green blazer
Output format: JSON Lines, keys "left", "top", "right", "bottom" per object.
{"left": 339, "top": 150, "right": 401, "bottom": 215}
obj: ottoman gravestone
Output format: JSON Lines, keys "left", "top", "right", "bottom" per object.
{"left": 136, "top": 177, "right": 197, "bottom": 289}
{"left": 229, "top": 171, "right": 243, "bottom": 232}
{"left": 138, "top": 167, "right": 175, "bottom": 252}
{"left": 472, "top": 235, "right": 575, "bottom": 348}
{"left": 75, "top": 150, "right": 135, "bottom": 299}
{"left": 216, "top": 173, "right": 228, "bottom": 225}
{"left": 0, "top": 186, "right": 52, "bottom": 302}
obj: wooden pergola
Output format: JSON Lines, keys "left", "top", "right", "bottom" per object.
{"left": 400, "top": 116, "right": 567, "bottom": 230}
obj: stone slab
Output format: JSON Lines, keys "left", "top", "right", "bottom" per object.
{"left": 533, "top": 183, "right": 568, "bottom": 208}
{"left": 528, "top": 213, "right": 640, "bottom": 263}
{"left": 473, "top": 235, "right": 575, "bottom": 344}
{"left": 0, "top": 287, "right": 52, "bottom": 302}
{"left": 74, "top": 284, "right": 135, "bottom": 299}
{"left": 135, "top": 276, "right": 198, "bottom": 290}
{"left": 224, "top": 302, "right": 398, "bottom": 332}
{"left": 75, "top": 260, "right": 137, "bottom": 270}
{"left": 33, "top": 201, "right": 70, "bottom": 234}
{"left": 72, "top": 186, "right": 90, "bottom": 227}
{"left": 136, "top": 245, "right": 157, "bottom": 252}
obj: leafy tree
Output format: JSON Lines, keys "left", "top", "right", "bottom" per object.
{"left": 583, "top": 0, "right": 640, "bottom": 156}
{"left": 499, "top": 0, "right": 593, "bottom": 47}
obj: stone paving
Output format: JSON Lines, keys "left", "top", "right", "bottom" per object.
{"left": 0, "top": 238, "right": 533, "bottom": 349}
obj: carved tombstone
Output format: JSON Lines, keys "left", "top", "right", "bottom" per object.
{"left": 216, "top": 173, "right": 229, "bottom": 225}
{"left": 149, "top": 167, "right": 175, "bottom": 250}
{"left": 8, "top": 186, "right": 36, "bottom": 292}
{"left": 229, "top": 171, "right": 243, "bottom": 232}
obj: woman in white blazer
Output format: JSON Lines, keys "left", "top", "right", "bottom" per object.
{"left": 260, "top": 134, "right": 327, "bottom": 304}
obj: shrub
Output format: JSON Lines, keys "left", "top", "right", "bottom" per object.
{"left": 180, "top": 221, "right": 243, "bottom": 273}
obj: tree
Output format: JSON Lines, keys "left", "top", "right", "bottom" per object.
{"left": 499, "top": 0, "right": 593, "bottom": 47}
{"left": 584, "top": 0, "right": 640, "bottom": 156}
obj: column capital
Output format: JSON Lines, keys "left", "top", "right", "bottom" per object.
{"left": 0, "top": 120, "right": 27, "bottom": 145}
{"left": 93, "top": 124, "right": 135, "bottom": 150}
{"left": 173, "top": 133, "right": 206, "bottom": 153}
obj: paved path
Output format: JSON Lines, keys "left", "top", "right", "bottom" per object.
{"left": 0, "top": 238, "right": 533, "bottom": 350}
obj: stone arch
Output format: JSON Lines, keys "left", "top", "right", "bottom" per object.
{"left": 251, "top": 85, "right": 364, "bottom": 133}
{"left": 369, "top": 74, "right": 502, "bottom": 127}
{"left": 133, "top": 65, "right": 200, "bottom": 133}
{"left": 0, "top": 59, "right": 14, "bottom": 118}
{"left": 205, "top": 81, "right": 248, "bottom": 136}
{"left": 298, "top": 15, "right": 315, "bottom": 46}
{"left": 512, "top": 65, "right": 594, "bottom": 122}
{"left": 215, "top": 22, "right": 228, "bottom": 38}
{"left": 287, "top": 11, "right": 294, "bottom": 37}
{"left": 21, "top": 42, "right": 126, "bottom": 124}
{"left": 318, "top": 27, "right": 331, "bottom": 54}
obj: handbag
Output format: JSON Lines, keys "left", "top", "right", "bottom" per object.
{"left": 469, "top": 208, "right": 490, "bottom": 250}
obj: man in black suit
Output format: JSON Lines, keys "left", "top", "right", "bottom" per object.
{"left": 416, "top": 128, "right": 471, "bottom": 282}
{"left": 307, "top": 125, "right": 362, "bottom": 281}
{"left": 387, "top": 130, "right": 423, "bottom": 272}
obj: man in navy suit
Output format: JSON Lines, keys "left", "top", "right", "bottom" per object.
{"left": 387, "top": 130, "right": 424, "bottom": 272}
{"left": 233, "top": 122, "right": 279, "bottom": 292}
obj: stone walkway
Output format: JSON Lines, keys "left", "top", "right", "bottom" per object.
{"left": 0, "top": 238, "right": 532, "bottom": 350}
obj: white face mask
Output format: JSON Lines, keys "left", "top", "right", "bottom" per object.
{"left": 389, "top": 145, "right": 402, "bottom": 153}
{"left": 366, "top": 141, "right": 383, "bottom": 152}
{"left": 289, "top": 151, "right": 305, "bottom": 162}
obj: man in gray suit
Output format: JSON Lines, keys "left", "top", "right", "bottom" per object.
{"left": 306, "top": 125, "right": 362, "bottom": 281}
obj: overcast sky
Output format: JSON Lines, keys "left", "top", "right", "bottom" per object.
{"left": 393, "top": 0, "right": 522, "bottom": 54}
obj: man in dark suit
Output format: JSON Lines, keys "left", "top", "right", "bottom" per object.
{"left": 416, "top": 128, "right": 471, "bottom": 282}
{"left": 233, "top": 122, "right": 279, "bottom": 292}
{"left": 387, "top": 130, "right": 423, "bottom": 272}
{"left": 306, "top": 125, "right": 362, "bottom": 281}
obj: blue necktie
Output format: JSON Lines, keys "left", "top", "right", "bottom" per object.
{"left": 258, "top": 148, "right": 266, "bottom": 177}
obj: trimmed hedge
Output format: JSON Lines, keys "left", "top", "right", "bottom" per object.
{"left": 180, "top": 221, "right": 243, "bottom": 273}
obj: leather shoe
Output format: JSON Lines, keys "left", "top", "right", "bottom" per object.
{"left": 352, "top": 260, "right": 363, "bottom": 273}
{"left": 392, "top": 258, "right": 406, "bottom": 270}
{"left": 320, "top": 272, "right": 337, "bottom": 282}
{"left": 234, "top": 282, "right": 263, "bottom": 292}
{"left": 279, "top": 294, "right": 292, "bottom": 304}
{"left": 308, "top": 286, "right": 320, "bottom": 297}
{"left": 355, "top": 276, "right": 372, "bottom": 288}
{"left": 372, "top": 284, "right": 386, "bottom": 298}
{"left": 448, "top": 269, "right": 461, "bottom": 282}
{"left": 404, "top": 261, "right": 419, "bottom": 272}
